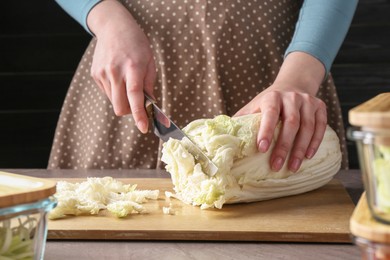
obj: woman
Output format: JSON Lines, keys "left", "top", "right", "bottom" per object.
{"left": 49, "top": 0, "right": 358, "bottom": 171}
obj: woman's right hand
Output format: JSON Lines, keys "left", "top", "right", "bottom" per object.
{"left": 87, "top": 0, "right": 156, "bottom": 133}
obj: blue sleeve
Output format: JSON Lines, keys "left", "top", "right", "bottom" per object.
{"left": 285, "top": 0, "right": 358, "bottom": 73}
{"left": 55, "top": 0, "right": 102, "bottom": 34}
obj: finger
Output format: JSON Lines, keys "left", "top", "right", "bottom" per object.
{"left": 270, "top": 96, "right": 301, "bottom": 172}
{"left": 91, "top": 69, "right": 111, "bottom": 98}
{"left": 95, "top": 77, "right": 110, "bottom": 98}
{"left": 256, "top": 95, "right": 281, "bottom": 153}
{"left": 287, "top": 99, "right": 316, "bottom": 172}
{"left": 233, "top": 97, "right": 260, "bottom": 117}
{"left": 109, "top": 72, "right": 131, "bottom": 116}
{"left": 126, "top": 71, "right": 149, "bottom": 134}
{"left": 100, "top": 77, "right": 113, "bottom": 103}
{"left": 93, "top": 76, "right": 105, "bottom": 93}
{"left": 143, "top": 58, "right": 157, "bottom": 99}
{"left": 306, "top": 102, "right": 327, "bottom": 159}
{"left": 234, "top": 105, "right": 251, "bottom": 117}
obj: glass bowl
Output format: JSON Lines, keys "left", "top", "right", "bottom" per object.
{"left": 349, "top": 128, "right": 390, "bottom": 224}
{"left": 354, "top": 236, "right": 390, "bottom": 260}
{"left": 0, "top": 197, "right": 57, "bottom": 260}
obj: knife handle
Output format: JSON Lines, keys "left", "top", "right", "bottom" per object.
{"left": 144, "top": 93, "right": 157, "bottom": 117}
{"left": 144, "top": 98, "right": 154, "bottom": 120}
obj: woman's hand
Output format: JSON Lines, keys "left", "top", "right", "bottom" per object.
{"left": 235, "top": 52, "right": 327, "bottom": 173}
{"left": 87, "top": 0, "right": 156, "bottom": 133}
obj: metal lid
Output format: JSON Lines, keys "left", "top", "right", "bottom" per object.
{"left": 0, "top": 171, "right": 56, "bottom": 208}
{"left": 349, "top": 93, "right": 390, "bottom": 129}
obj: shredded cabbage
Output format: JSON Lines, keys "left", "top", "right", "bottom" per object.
{"left": 374, "top": 145, "right": 390, "bottom": 213}
{"left": 162, "top": 113, "right": 342, "bottom": 209}
{"left": 49, "top": 177, "right": 159, "bottom": 219}
{"left": 0, "top": 216, "right": 36, "bottom": 259}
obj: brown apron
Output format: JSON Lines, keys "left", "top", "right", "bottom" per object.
{"left": 48, "top": 0, "right": 348, "bottom": 170}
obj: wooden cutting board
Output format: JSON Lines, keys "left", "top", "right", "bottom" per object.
{"left": 48, "top": 178, "right": 355, "bottom": 243}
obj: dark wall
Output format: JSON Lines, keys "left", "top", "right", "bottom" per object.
{"left": 0, "top": 0, "right": 389, "bottom": 169}
{"left": 332, "top": 0, "right": 390, "bottom": 168}
{"left": 0, "top": 1, "right": 91, "bottom": 168}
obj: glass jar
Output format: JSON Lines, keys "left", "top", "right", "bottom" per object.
{"left": 348, "top": 93, "right": 390, "bottom": 225}
{"left": 0, "top": 197, "right": 57, "bottom": 260}
{"left": 0, "top": 171, "right": 57, "bottom": 260}
{"left": 354, "top": 236, "right": 390, "bottom": 260}
{"left": 349, "top": 128, "right": 390, "bottom": 224}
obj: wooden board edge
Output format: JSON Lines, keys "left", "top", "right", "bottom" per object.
{"left": 47, "top": 229, "right": 352, "bottom": 243}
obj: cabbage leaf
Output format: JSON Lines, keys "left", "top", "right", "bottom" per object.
{"left": 49, "top": 177, "right": 159, "bottom": 219}
{"left": 161, "top": 113, "right": 342, "bottom": 209}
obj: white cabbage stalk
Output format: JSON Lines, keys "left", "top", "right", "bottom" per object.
{"left": 161, "top": 114, "right": 342, "bottom": 209}
{"left": 49, "top": 177, "right": 159, "bottom": 219}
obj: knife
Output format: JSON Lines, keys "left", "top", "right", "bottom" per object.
{"left": 144, "top": 93, "right": 218, "bottom": 176}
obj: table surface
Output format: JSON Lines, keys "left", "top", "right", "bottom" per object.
{"left": 6, "top": 169, "right": 365, "bottom": 260}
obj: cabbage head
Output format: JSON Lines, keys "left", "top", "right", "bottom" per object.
{"left": 161, "top": 113, "right": 342, "bottom": 209}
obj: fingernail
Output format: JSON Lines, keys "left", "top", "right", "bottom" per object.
{"left": 271, "top": 157, "right": 284, "bottom": 172}
{"left": 137, "top": 120, "right": 148, "bottom": 134}
{"left": 258, "top": 139, "right": 269, "bottom": 153}
{"left": 289, "top": 158, "right": 301, "bottom": 173}
{"left": 306, "top": 148, "right": 316, "bottom": 159}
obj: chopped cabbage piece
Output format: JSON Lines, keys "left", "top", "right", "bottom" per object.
{"left": 49, "top": 177, "right": 159, "bottom": 219}
{"left": 374, "top": 145, "right": 390, "bottom": 213}
{"left": 162, "top": 203, "right": 176, "bottom": 215}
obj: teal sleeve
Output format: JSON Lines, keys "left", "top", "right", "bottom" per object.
{"left": 55, "top": 0, "right": 102, "bottom": 34}
{"left": 285, "top": 0, "right": 358, "bottom": 73}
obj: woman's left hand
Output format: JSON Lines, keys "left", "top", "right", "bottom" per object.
{"left": 234, "top": 52, "right": 327, "bottom": 173}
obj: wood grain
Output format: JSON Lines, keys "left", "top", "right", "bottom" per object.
{"left": 350, "top": 193, "right": 390, "bottom": 243}
{"left": 349, "top": 93, "right": 390, "bottom": 128}
{"left": 0, "top": 171, "right": 57, "bottom": 208}
{"left": 48, "top": 178, "right": 355, "bottom": 243}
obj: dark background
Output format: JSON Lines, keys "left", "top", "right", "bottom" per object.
{"left": 0, "top": 0, "right": 389, "bottom": 169}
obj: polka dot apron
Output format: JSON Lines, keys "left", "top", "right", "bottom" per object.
{"left": 48, "top": 0, "right": 348, "bottom": 170}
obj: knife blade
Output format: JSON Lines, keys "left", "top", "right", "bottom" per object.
{"left": 144, "top": 93, "right": 218, "bottom": 176}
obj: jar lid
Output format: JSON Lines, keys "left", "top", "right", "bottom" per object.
{"left": 0, "top": 171, "right": 56, "bottom": 208}
{"left": 350, "top": 193, "right": 390, "bottom": 243}
{"left": 349, "top": 93, "right": 390, "bottom": 129}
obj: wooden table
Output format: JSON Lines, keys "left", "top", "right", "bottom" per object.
{"left": 7, "top": 169, "right": 364, "bottom": 260}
